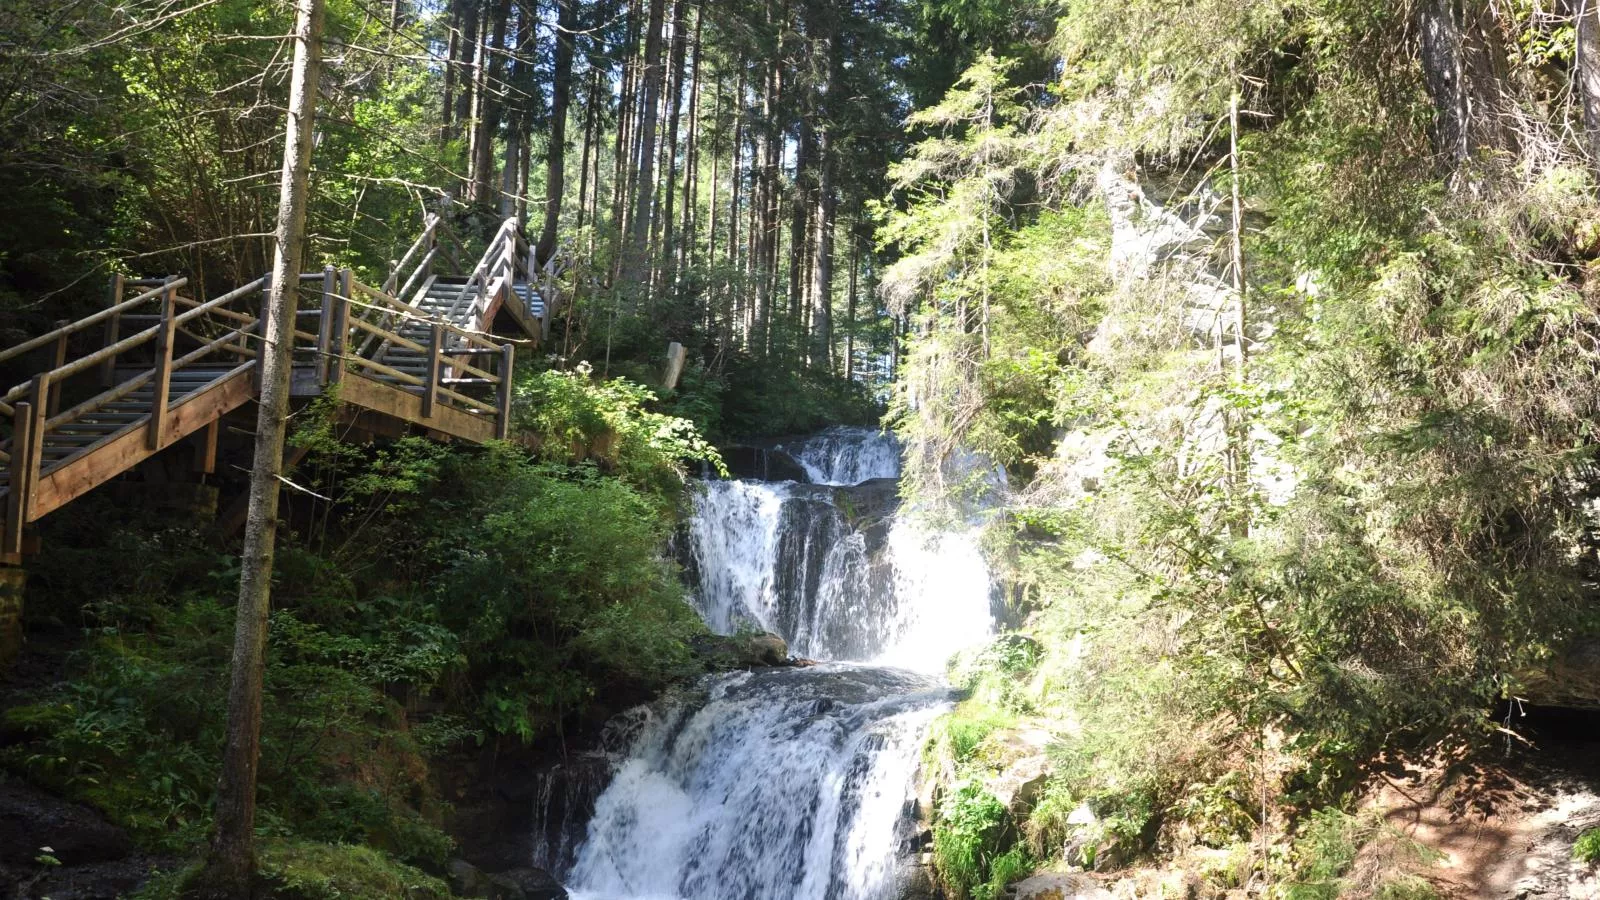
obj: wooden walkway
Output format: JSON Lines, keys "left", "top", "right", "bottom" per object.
{"left": 0, "top": 216, "right": 564, "bottom": 562}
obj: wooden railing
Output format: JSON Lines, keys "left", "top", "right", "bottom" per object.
{"left": 0, "top": 211, "right": 532, "bottom": 557}
{"left": 323, "top": 268, "right": 516, "bottom": 438}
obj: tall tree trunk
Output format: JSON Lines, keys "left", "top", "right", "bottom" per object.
{"left": 845, "top": 222, "right": 858, "bottom": 381}
{"left": 658, "top": 0, "right": 690, "bottom": 295}
{"left": 1576, "top": 0, "right": 1600, "bottom": 163}
{"left": 576, "top": 63, "right": 601, "bottom": 231}
{"left": 470, "top": 0, "right": 511, "bottom": 206}
{"left": 623, "top": 0, "right": 667, "bottom": 289}
{"left": 441, "top": 0, "right": 465, "bottom": 145}
{"left": 539, "top": 0, "right": 578, "bottom": 262}
{"left": 1415, "top": 0, "right": 1515, "bottom": 166}
{"left": 680, "top": 12, "right": 703, "bottom": 277}
{"left": 203, "top": 0, "right": 323, "bottom": 891}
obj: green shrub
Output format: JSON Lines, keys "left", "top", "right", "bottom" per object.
{"left": 1575, "top": 827, "right": 1600, "bottom": 864}
{"left": 934, "top": 783, "right": 1015, "bottom": 900}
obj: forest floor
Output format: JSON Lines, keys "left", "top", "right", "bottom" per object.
{"left": 1363, "top": 710, "right": 1600, "bottom": 899}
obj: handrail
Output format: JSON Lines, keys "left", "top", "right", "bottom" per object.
{"left": 0, "top": 278, "right": 187, "bottom": 369}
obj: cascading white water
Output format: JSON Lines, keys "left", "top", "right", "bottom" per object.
{"left": 566, "top": 667, "right": 947, "bottom": 900}
{"left": 777, "top": 426, "right": 902, "bottom": 486}
{"left": 557, "top": 428, "right": 994, "bottom": 900}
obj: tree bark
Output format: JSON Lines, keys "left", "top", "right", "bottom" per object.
{"left": 1415, "top": 0, "right": 1515, "bottom": 166}
{"left": 202, "top": 0, "right": 323, "bottom": 891}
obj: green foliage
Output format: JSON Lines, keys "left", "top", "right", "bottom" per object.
{"left": 1575, "top": 828, "right": 1600, "bottom": 864}
{"left": 514, "top": 365, "right": 727, "bottom": 502}
{"left": 135, "top": 841, "right": 450, "bottom": 900}
{"left": 933, "top": 783, "right": 1018, "bottom": 900}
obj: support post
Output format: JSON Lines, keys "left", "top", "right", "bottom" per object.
{"left": 252, "top": 274, "right": 271, "bottom": 394}
{"left": 101, "top": 274, "right": 124, "bottom": 388}
{"left": 23, "top": 378, "right": 46, "bottom": 516}
{"left": 4, "top": 402, "right": 32, "bottom": 557}
{"left": 46, "top": 324, "right": 68, "bottom": 418}
{"left": 318, "top": 265, "right": 337, "bottom": 384}
{"left": 194, "top": 420, "right": 219, "bottom": 475}
{"left": 496, "top": 343, "right": 515, "bottom": 440}
{"left": 422, "top": 322, "right": 442, "bottom": 418}
{"left": 330, "top": 269, "right": 351, "bottom": 385}
{"left": 147, "top": 278, "right": 177, "bottom": 451}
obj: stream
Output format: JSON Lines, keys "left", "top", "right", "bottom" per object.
{"left": 551, "top": 427, "right": 997, "bottom": 900}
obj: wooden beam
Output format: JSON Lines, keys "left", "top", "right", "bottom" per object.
{"left": 214, "top": 442, "right": 312, "bottom": 541}
{"left": 329, "top": 269, "right": 351, "bottom": 386}
{"left": 336, "top": 373, "right": 494, "bottom": 444}
{"left": 317, "top": 266, "right": 337, "bottom": 385}
{"left": 32, "top": 365, "right": 255, "bottom": 520}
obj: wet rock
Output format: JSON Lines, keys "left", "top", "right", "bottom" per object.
{"left": 692, "top": 631, "right": 792, "bottom": 668}
{"left": 981, "top": 727, "right": 1053, "bottom": 820}
{"left": 1010, "top": 872, "right": 1113, "bottom": 900}
{"left": 492, "top": 867, "right": 568, "bottom": 900}
{"left": 720, "top": 445, "right": 810, "bottom": 483}
{"left": 0, "top": 780, "right": 132, "bottom": 866}
{"left": 450, "top": 860, "right": 568, "bottom": 900}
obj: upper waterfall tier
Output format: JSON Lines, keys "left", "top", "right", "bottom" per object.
{"left": 774, "top": 426, "right": 901, "bottom": 486}
{"left": 683, "top": 478, "right": 994, "bottom": 669}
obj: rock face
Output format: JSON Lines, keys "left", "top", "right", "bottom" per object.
{"left": 719, "top": 445, "right": 810, "bottom": 483}
{"left": 691, "top": 631, "right": 793, "bottom": 668}
{"left": 1517, "top": 637, "right": 1600, "bottom": 710}
{"left": 1010, "top": 872, "right": 1113, "bottom": 900}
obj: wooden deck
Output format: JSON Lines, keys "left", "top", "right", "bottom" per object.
{"left": 0, "top": 216, "right": 566, "bottom": 563}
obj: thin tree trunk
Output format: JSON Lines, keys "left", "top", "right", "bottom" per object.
{"left": 623, "top": 0, "right": 668, "bottom": 289}
{"left": 576, "top": 64, "right": 600, "bottom": 231}
{"left": 658, "top": 0, "right": 690, "bottom": 294}
{"left": 845, "top": 222, "right": 858, "bottom": 381}
{"left": 539, "top": 0, "right": 578, "bottom": 262}
{"left": 1577, "top": 0, "right": 1600, "bottom": 163}
{"left": 203, "top": 0, "right": 323, "bottom": 891}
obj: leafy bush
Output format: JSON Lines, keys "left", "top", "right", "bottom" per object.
{"left": 1575, "top": 828, "right": 1600, "bottom": 864}
{"left": 513, "top": 365, "right": 725, "bottom": 504}
{"left": 933, "top": 783, "right": 1015, "bottom": 900}
{"left": 135, "top": 841, "right": 450, "bottom": 900}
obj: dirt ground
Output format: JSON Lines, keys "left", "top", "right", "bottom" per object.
{"left": 1365, "top": 709, "right": 1600, "bottom": 899}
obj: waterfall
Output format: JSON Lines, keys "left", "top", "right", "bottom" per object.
{"left": 566, "top": 667, "right": 947, "bottom": 900}
{"left": 556, "top": 427, "right": 994, "bottom": 899}
{"left": 777, "top": 426, "right": 902, "bottom": 486}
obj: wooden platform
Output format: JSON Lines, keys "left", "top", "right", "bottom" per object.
{"left": 0, "top": 215, "right": 568, "bottom": 560}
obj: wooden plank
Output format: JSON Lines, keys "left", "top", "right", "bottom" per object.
{"left": 32, "top": 365, "right": 255, "bottom": 520}
{"left": 214, "top": 442, "right": 311, "bottom": 540}
{"left": 0, "top": 276, "right": 183, "bottom": 368}
{"left": 22, "top": 378, "right": 46, "bottom": 519}
{"left": 47, "top": 328, "right": 68, "bottom": 417}
{"left": 337, "top": 373, "right": 494, "bottom": 444}
{"left": 496, "top": 344, "right": 514, "bottom": 440}
{"left": 5, "top": 402, "right": 32, "bottom": 555}
{"left": 194, "top": 420, "right": 219, "bottom": 474}
{"left": 147, "top": 281, "right": 176, "bottom": 451}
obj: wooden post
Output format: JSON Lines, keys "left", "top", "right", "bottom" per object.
{"left": 194, "top": 420, "right": 219, "bottom": 475}
{"left": 23, "top": 377, "right": 46, "bottom": 515}
{"left": 47, "top": 324, "right": 68, "bottom": 418}
{"left": 663, "top": 341, "right": 687, "bottom": 391}
{"left": 422, "top": 322, "right": 442, "bottom": 418}
{"left": 496, "top": 343, "right": 515, "bottom": 440}
{"left": 100, "top": 274, "right": 124, "bottom": 388}
{"left": 329, "top": 269, "right": 351, "bottom": 385}
{"left": 252, "top": 273, "right": 271, "bottom": 394}
{"left": 147, "top": 278, "right": 177, "bottom": 451}
{"left": 317, "top": 266, "right": 337, "bottom": 384}
{"left": 4, "top": 402, "right": 32, "bottom": 556}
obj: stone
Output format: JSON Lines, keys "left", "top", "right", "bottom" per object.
{"left": 1012, "top": 872, "right": 1113, "bottom": 900}
{"left": 720, "top": 445, "right": 809, "bottom": 483}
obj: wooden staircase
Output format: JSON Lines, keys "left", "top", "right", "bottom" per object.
{"left": 0, "top": 215, "right": 568, "bottom": 561}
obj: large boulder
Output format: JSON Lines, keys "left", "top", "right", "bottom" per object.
{"left": 0, "top": 780, "right": 132, "bottom": 866}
